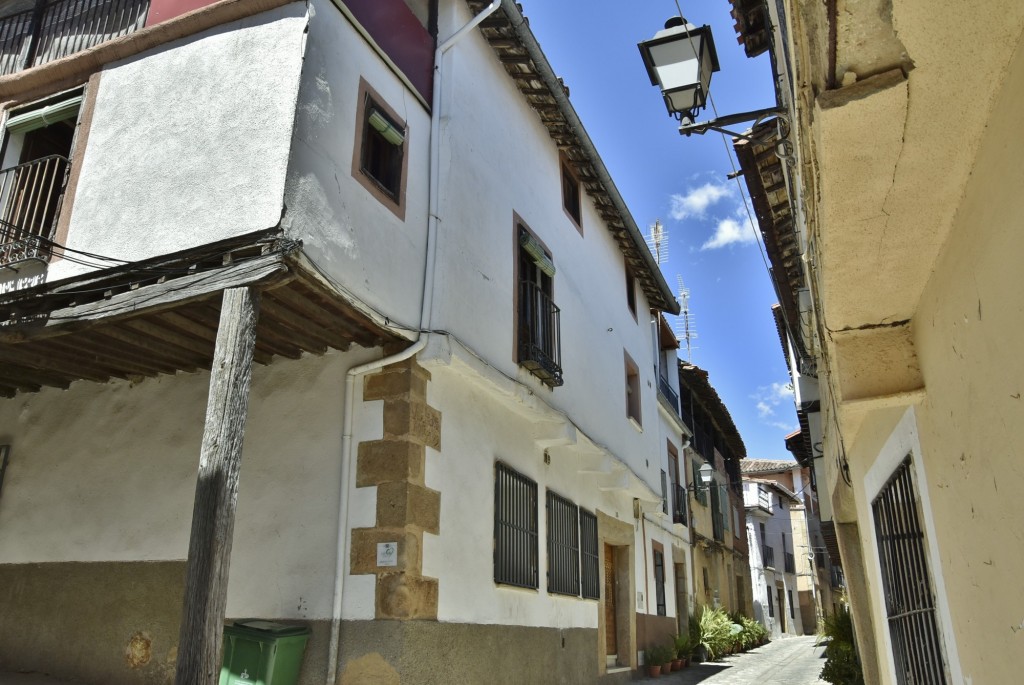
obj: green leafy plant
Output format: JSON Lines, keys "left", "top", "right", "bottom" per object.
{"left": 645, "top": 643, "right": 674, "bottom": 666}
{"left": 697, "top": 606, "right": 735, "bottom": 661}
{"left": 672, "top": 632, "right": 692, "bottom": 660}
{"left": 819, "top": 606, "right": 864, "bottom": 685}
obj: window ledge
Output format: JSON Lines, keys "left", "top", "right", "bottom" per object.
{"left": 628, "top": 417, "right": 643, "bottom": 433}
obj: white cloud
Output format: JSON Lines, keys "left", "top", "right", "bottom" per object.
{"left": 669, "top": 182, "right": 734, "bottom": 220}
{"left": 700, "top": 217, "right": 757, "bottom": 250}
{"left": 752, "top": 382, "right": 795, "bottom": 421}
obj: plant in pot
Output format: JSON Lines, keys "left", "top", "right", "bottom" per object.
{"left": 673, "top": 632, "right": 692, "bottom": 668}
{"left": 644, "top": 644, "right": 672, "bottom": 677}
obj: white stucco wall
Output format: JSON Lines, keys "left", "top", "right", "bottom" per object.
{"left": 430, "top": 3, "right": 665, "bottom": 497}
{"left": 0, "top": 347, "right": 382, "bottom": 620}
{"left": 282, "top": 0, "right": 430, "bottom": 333}
{"left": 52, "top": 2, "right": 308, "bottom": 282}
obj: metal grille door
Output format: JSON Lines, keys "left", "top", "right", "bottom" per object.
{"left": 872, "top": 456, "right": 947, "bottom": 685}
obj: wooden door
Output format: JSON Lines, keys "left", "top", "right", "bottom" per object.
{"left": 604, "top": 544, "right": 617, "bottom": 656}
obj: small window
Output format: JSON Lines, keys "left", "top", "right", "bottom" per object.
{"left": 702, "top": 566, "right": 711, "bottom": 598}
{"left": 546, "top": 490, "right": 580, "bottom": 596}
{"left": 767, "top": 589, "right": 775, "bottom": 617}
{"left": 624, "top": 351, "right": 641, "bottom": 426}
{"left": 352, "top": 78, "right": 407, "bottom": 219}
{"left": 788, "top": 589, "right": 795, "bottom": 618}
{"left": 625, "top": 266, "right": 637, "bottom": 318}
{"left": 653, "top": 546, "right": 666, "bottom": 616}
{"left": 660, "top": 470, "right": 668, "bottom": 514}
{"left": 516, "top": 221, "right": 563, "bottom": 387}
{"left": 1, "top": 90, "right": 81, "bottom": 265}
{"left": 560, "top": 157, "right": 581, "bottom": 231}
{"left": 494, "top": 462, "right": 538, "bottom": 589}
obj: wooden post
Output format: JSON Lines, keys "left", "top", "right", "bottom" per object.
{"left": 175, "top": 287, "right": 260, "bottom": 684}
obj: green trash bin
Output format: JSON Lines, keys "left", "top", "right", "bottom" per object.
{"left": 219, "top": 620, "right": 310, "bottom": 685}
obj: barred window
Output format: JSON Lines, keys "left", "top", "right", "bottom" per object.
{"left": 546, "top": 490, "right": 580, "bottom": 596}
{"left": 494, "top": 462, "right": 538, "bottom": 589}
{"left": 580, "top": 509, "right": 599, "bottom": 599}
{"left": 873, "top": 456, "right": 947, "bottom": 685}
{"left": 653, "top": 548, "right": 667, "bottom": 616}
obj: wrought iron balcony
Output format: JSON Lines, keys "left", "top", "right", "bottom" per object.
{"left": 518, "top": 279, "right": 562, "bottom": 387}
{"left": 658, "top": 374, "right": 681, "bottom": 417}
{"left": 0, "top": 154, "right": 68, "bottom": 266}
{"left": 763, "top": 545, "right": 775, "bottom": 568}
{"left": 0, "top": 0, "right": 149, "bottom": 76}
{"left": 672, "top": 483, "right": 687, "bottom": 525}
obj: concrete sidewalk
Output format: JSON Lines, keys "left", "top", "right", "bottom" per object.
{"left": 635, "top": 635, "right": 827, "bottom": 685}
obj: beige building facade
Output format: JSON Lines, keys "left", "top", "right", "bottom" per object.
{"left": 730, "top": 0, "right": 1024, "bottom": 682}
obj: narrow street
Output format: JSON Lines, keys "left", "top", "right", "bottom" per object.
{"left": 637, "top": 636, "right": 827, "bottom": 685}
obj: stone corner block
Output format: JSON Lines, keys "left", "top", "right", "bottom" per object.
{"left": 375, "top": 572, "right": 439, "bottom": 620}
{"left": 356, "top": 440, "right": 426, "bottom": 487}
{"left": 376, "top": 481, "right": 441, "bottom": 535}
{"left": 382, "top": 399, "right": 441, "bottom": 450}
{"left": 350, "top": 528, "right": 423, "bottom": 576}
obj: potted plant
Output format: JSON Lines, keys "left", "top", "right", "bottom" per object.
{"left": 644, "top": 644, "right": 672, "bottom": 677}
{"left": 673, "top": 633, "right": 692, "bottom": 668}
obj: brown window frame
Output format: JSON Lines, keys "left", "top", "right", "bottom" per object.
{"left": 625, "top": 261, "right": 637, "bottom": 320}
{"left": 624, "top": 350, "right": 641, "bottom": 426}
{"left": 514, "top": 214, "right": 563, "bottom": 387}
{"left": 351, "top": 77, "right": 408, "bottom": 220}
{"left": 559, "top": 153, "right": 582, "bottom": 234}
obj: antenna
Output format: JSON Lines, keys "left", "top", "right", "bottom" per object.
{"left": 645, "top": 219, "right": 668, "bottom": 264}
{"left": 674, "top": 275, "right": 698, "bottom": 362}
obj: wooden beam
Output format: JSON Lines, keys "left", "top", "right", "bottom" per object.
{"left": 0, "top": 254, "right": 289, "bottom": 343}
{"left": 175, "top": 287, "right": 260, "bottom": 685}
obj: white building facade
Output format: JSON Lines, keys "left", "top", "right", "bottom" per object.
{"left": 0, "top": 0, "right": 696, "bottom": 683}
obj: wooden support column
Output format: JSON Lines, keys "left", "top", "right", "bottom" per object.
{"left": 175, "top": 287, "right": 260, "bottom": 685}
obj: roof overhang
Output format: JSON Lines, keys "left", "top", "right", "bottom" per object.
{"left": 0, "top": 233, "right": 402, "bottom": 396}
{"left": 465, "top": 0, "right": 678, "bottom": 315}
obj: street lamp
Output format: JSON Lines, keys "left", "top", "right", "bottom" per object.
{"left": 637, "top": 17, "right": 719, "bottom": 125}
{"left": 638, "top": 16, "right": 785, "bottom": 143}
{"left": 687, "top": 461, "right": 715, "bottom": 492}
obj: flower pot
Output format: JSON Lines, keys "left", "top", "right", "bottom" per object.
{"left": 645, "top": 665, "right": 662, "bottom": 677}
{"left": 671, "top": 659, "right": 683, "bottom": 671}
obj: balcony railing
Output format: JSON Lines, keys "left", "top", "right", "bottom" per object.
{"left": 0, "top": 155, "right": 68, "bottom": 265}
{"left": 672, "top": 483, "right": 687, "bottom": 525}
{"left": 763, "top": 545, "right": 775, "bottom": 568}
{"left": 658, "top": 374, "right": 680, "bottom": 417}
{"left": 784, "top": 552, "right": 795, "bottom": 574}
{"left": 0, "top": 0, "right": 149, "bottom": 76}
{"left": 518, "top": 279, "right": 562, "bottom": 387}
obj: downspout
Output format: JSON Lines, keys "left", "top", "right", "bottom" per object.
{"left": 325, "top": 2, "right": 501, "bottom": 682}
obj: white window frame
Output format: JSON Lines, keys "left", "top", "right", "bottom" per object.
{"left": 863, "top": 406, "right": 963, "bottom": 685}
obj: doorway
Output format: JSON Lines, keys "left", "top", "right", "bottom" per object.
{"left": 604, "top": 543, "right": 618, "bottom": 663}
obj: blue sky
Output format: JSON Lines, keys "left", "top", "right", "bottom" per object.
{"left": 520, "top": 0, "right": 797, "bottom": 461}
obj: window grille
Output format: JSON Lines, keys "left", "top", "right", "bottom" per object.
{"left": 494, "top": 463, "right": 538, "bottom": 589}
{"left": 546, "top": 490, "right": 580, "bottom": 596}
{"left": 653, "top": 548, "right": 666, "bottom": 616}
{"left": 872, "top": 456, "right": 947, "bottom": 685}
{"left": 580, "top": 509, "right": 599, "bottom": 599}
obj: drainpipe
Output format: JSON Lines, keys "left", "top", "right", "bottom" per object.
{"left": 325, "top": 2, "right": 501, "bottom": 682}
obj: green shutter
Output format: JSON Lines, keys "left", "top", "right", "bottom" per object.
{"left": 519, "top": 230, "right": 555, "bottom": 276}
{"left": 6, "top": 96, "right": 83, "bottom": 135}
{"left": 367, "top": 109, "right": 405, "bottom": 146}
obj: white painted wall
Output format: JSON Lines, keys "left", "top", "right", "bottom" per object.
{"left": 282, "top": 0, "right": 430, "bottom": 336}
{"left": 744, "top": 488, "right": 803, "bottom": 636}
{"left": 429, "top": 2, "right": 665, "bottom": 497}
{"left": 52, "top": 3, "right": 308, "bottom": 282}
{"left": 0, "top": 347, "right": 382, "bottom": 620}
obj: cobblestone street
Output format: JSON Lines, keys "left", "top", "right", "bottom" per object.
{"left": 637, "top": 636, "right": 827, "bottom": 685}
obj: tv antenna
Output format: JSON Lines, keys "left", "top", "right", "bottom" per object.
{"left": 675, "top": 275, "right": 697, "bottom": 362}
{"left": 645, "top": 219, "right": 668, "bottom": 264}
